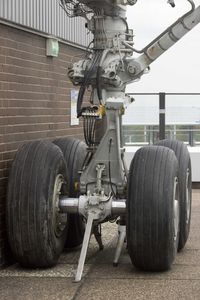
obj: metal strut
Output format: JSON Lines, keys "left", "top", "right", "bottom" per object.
{"left": 93, "top": 225, "right": 104, "bottom": 250}
{"left": 113, "top": 216, "right": 126, "bottom": 267}
{"left": 75, "top": 213, "right": 95, "bottom": 282}
{"left": 113, "top": 223, "right": 126, "bottom": 266}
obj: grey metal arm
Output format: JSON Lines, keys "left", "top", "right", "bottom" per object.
{"left": 126, "top": 1, "right": 200, "bottom": 81}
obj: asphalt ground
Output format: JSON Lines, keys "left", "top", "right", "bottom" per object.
{"left": 0, "top": 189, "right": 200, "bottom": 300}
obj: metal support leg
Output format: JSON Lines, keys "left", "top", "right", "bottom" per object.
{"left": 93, "top": 225, "right": 104, "bottom": 250}
{"left": 159, "top": 92, "right": 166, "bottom": 141}
{"left": 113, "top": 225, "right": 126, "bottom": 267}
{"left": 75, "top": 213, "right": 95, "bottom": 282}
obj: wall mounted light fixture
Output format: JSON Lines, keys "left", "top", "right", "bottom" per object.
{"left": 46, "top": 37, "right": 59, "bottom": 57}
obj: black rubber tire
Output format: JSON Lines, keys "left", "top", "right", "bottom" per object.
{"left": 127, "top": 146, "right": 179, "bottom": 271}
{"left": 7, "top": 140, "right": 68, "bottom": 267}
{"left": 155, "top": 139, "right": 192, "bottom": 251}
{"left": 53, "top": 137, "right": 87, "bottom": 248}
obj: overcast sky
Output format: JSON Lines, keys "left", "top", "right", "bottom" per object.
{"left": 123, "top": 0, "right": 200, "bottom": 123}
{"left": 126, "top": 0, "right": 200, "bottom": 93}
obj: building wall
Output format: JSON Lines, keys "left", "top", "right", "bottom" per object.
{"left": 0, "top": 22, "right": 86, "bottom": 266}
{"left": 0, "top": 0, "right": 90, "bottom": 46}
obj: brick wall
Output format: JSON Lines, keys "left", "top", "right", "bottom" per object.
{"left": 0, "top": 23, "right": 86, "bottom": 266}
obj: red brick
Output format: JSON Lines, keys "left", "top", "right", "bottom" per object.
{"left": 0, "top": 22, "right": 87, "bottom": 266}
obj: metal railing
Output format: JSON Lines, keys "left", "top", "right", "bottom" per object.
{"left": 123, "top": 93, "right": 200, "bottom": 147}
{"left": 123, "top": 128, "right": 200, "bottom": 146}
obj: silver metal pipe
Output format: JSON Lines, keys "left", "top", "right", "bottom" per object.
{"left": 59, "top": 197, "right": 126, "bottom": 215}
{"left": 111, "top": 200, "right": 126, "bottom": 215}
{"left": 59, "top": 197, "right": 79, "bottom": 213}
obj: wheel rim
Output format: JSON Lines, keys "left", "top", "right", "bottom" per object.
{"left": 53, "top": 174, "right": 68, "bottom": 237}
{"left": 186, "top": 168, "right": 191, "bottom": 224}
{"left": 173, "top": 177, "right": 179, "bottom": 243}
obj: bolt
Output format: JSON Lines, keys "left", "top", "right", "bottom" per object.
{"left": 128, "top": 65, "right": 136, "bottom": 74}
{"left": 127, "top": 0, "right": 137, "bottom": 5}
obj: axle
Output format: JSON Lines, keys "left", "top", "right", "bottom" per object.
{"left": 59, "top": 196, "right": 126, "bottom": 216}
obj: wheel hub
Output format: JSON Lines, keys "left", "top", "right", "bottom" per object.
{"left": 186, "top": 168, "right": 191, "bottom": 224}
{"left": 53, "top": 174, "right": 68, "bottom": 237}
{"left": 173, "top": 177, "right": 179, "bottom": 243}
